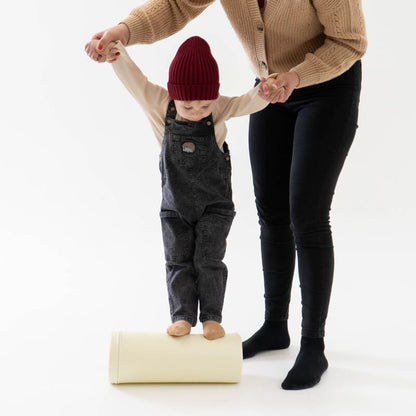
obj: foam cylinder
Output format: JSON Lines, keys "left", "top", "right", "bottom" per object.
{"left": 109, "top": 332, "right": 242, "bottom": 384}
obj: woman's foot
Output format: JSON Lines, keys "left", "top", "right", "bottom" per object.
{"left": 281, "top": 337, "right": 328, "bottom": 390}
{"left": 202, "top": 320, "right": 225, "bottom": 340}
{"left": 243, "top": 320, "right": 290, "bottom": 358}
{"left": 167, "top": 320, "right": 192, "bottom": 337}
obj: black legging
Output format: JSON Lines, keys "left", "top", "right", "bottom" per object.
{"left": 248, "top": 61, "right": 362, "bottom": 338}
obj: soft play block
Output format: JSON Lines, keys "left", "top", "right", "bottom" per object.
{"left": 109, "top": 332, "right": 243, "bottom": 384}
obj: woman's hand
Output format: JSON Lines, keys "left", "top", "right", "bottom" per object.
{"left": 259, "top": 72, "right": 300, "bottom": 103}
{"left": 85, "top": 39, "right": 120, "bottom": 63}
{"left": 85, "top": 23, "right": 129, "bottom": 63}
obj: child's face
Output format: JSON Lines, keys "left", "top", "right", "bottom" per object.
{"left": 174, "top": 100, "right": 214, "bottom": 122}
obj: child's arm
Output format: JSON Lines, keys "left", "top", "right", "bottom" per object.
{"left": 215, "top": 85, "right": 269, "bottom": 121}
{"left": 109, "top": 42, "right": 168, "bottom": 111}
{"left": 89, "top": 39, "right": 169, "bottom": 145}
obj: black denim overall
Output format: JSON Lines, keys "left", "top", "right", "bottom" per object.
{"left": 159, "top": 101, "right": 235, "bottom": 326}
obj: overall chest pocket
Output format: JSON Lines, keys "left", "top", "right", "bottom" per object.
{"left": 169, "top": 135, "right": 209, "bottom": 167}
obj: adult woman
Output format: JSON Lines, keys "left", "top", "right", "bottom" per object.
{"left": 85, "top": 0, "right": 367, "bottom": 390}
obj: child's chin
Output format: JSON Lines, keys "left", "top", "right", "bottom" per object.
{"left": 184, "top": 117, "right": 202, "bottom": 122}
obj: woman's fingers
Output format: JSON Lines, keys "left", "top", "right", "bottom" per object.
{"left": 259, "top": 77, "right": 285, "bottom": 102}
{"left": 269, "top": 88, "right": 285, "bottom": 103}
{"left": 85, "top": 39, "right": 119, "bottom": 63}
{"left": 84, "top": 41, "right": 105, "bottom": 62}
{"left": 108, "top": 46, "right": 121, "bottom": 60}
{"left": 95, "top": 24, "right": 129, "bottom": 52}
{"left": 259, "top": 72, "right": 298, "bottom": 103}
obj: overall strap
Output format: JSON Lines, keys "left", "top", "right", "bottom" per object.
{"left": 165, "top": 100, "right": 177, "bottom": 125}
{"left": 164, "top": 99, "right": 215, "bottom": 132}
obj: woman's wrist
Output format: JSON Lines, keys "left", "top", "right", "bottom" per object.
{"left": 117, "top": 23, "right": 130, "bottom": 46}
{"left": 288, "top": 71, "right": 300, "bottom": 88}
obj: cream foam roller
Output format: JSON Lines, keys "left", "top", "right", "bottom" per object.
{"left": 109, "top": 332, "right": 242, "bottom": 384}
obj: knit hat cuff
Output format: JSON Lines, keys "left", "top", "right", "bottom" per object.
{"left": 168, "top": 82, "right": 219, "bottom": 101}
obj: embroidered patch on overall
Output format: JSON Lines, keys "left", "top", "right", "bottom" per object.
{"left": 182, "top": 142, "right": 196, "bottom": 153}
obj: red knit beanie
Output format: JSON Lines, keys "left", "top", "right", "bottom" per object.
{"left": 167, "top": 36, "right": 220, "bottom": 101}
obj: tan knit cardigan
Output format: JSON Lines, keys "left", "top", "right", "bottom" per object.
{"left": 122, "top": 0, "right": 367, "bottom": 88}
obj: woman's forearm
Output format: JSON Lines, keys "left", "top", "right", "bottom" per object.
{"left": 122, "top": 0, "right": 216, "bottom": 45}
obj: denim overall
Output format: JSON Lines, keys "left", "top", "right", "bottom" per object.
{"left": 160, "top": 100, "right": 235, "bottom": 326}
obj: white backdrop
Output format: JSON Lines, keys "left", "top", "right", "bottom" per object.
{"left": 1, "top": 1, "right": 415, "bottom": 415}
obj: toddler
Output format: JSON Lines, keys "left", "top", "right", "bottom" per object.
{"left": 93, "top": 36, "right": 268, "bottom": 340}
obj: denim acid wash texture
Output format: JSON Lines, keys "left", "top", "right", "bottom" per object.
{"left": 159, "top": 101, "right": 235, "bottom": 326}
{"left": 249, "top": 61, "right": 362, "bottom": 338}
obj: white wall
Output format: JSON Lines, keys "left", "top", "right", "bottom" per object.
{"left": 0, "top": 1, "right": 415, "bottom": 415}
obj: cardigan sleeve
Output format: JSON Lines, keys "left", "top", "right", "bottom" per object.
{"left": 290, "top": 0, "right": 367, "bottom": 88}
{"left": 121, "top": 0, "right": 216, "bottom": 45}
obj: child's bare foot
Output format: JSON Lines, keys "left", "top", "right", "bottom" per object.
{"left": 167, "top": 320, "right": 191, "bottom": 337}
{"left": 202, "top": 320, "right": 225, "bottom": 340}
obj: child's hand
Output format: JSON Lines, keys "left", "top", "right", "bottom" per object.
{"left": 85, "top": 39, "right": 120, "bottom": 63}
{"left": 258, "top": 72, "right": 300, "bottom": 103}
{"left": 85, "top": 24, "right": 129, "bottom": 63}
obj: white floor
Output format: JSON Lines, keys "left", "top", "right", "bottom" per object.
{"left": 1, "top": 218, "right": 415, "bottom": 416}
{"left": 1, "top": 1, "right": 416, "bottom": 414}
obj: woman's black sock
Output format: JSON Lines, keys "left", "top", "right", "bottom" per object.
{"left": 242, "top": 320, "right": 290, "bottom": 359}
{"left": 281, "top": 336, "right": 328, "bottom": 390}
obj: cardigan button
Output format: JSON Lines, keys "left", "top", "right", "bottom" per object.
{"left": 257, "top": 24, "right": 263, "bottom": 32}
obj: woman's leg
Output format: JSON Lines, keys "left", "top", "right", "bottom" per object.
{"left": 243, "top": 103, "right": 297, "bottom": 358}
{"left": 282, "top": 62, "right": 362, "bottom": 389}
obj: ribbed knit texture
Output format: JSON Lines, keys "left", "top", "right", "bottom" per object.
{"left": 167, "top": 36, "right": 219, "bottom": 101}
{"left": 122, "top": 0, "right": 367, "bottom": 88}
